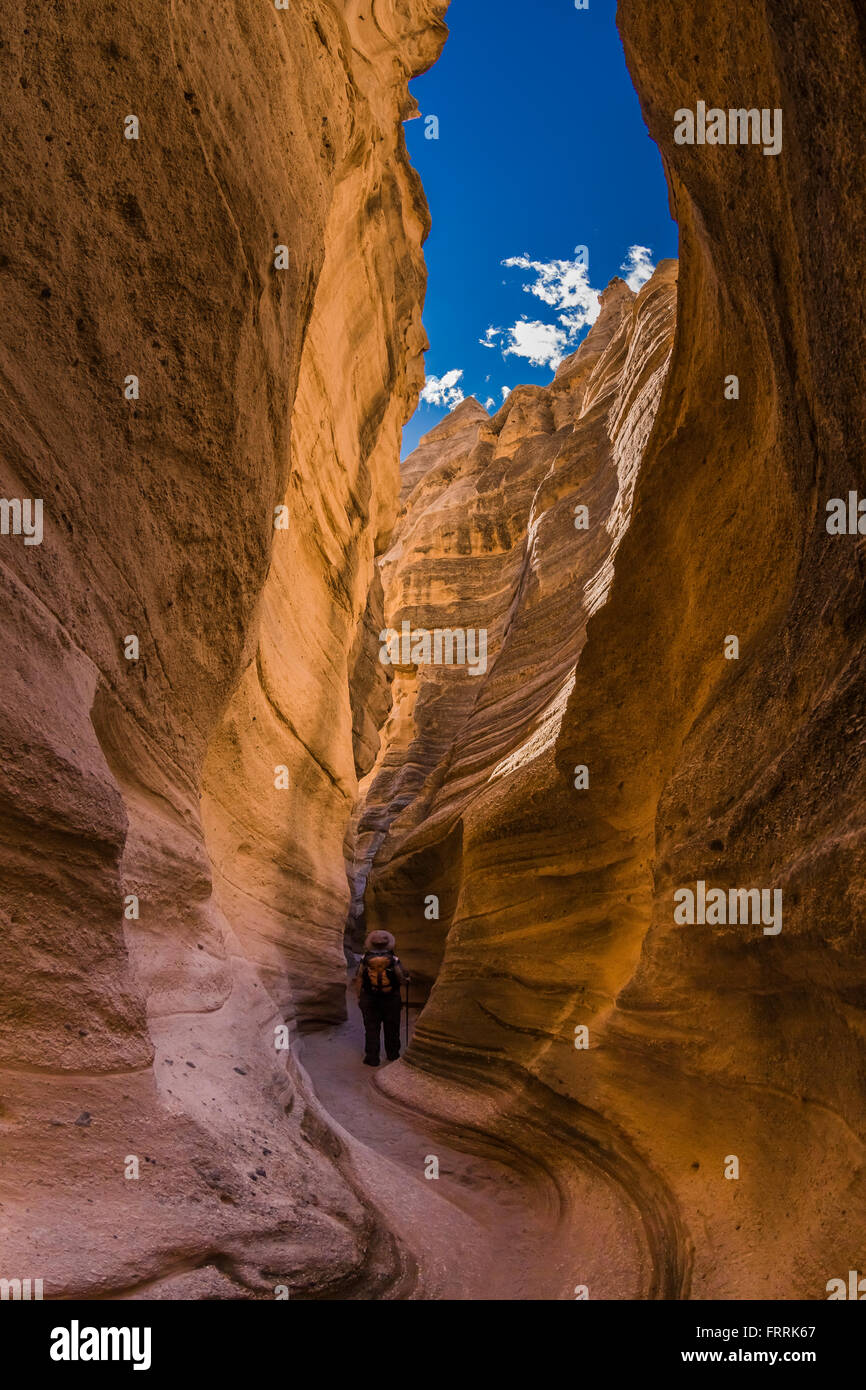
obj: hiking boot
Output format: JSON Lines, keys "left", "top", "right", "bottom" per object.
{"left": 385, "top": 1052, "right": 400, "bottom": 1063}
{"left": 363, "top": 1056, "right": 379, "bottom": 1067}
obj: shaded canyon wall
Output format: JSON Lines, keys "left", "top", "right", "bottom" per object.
{"left": 364, "top": 1, "right": 866, "bottom": 1300}
{"left": 0, "top": 0, "right": 447, "bottom": 1298}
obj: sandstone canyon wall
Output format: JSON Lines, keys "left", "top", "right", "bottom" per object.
{"left": 362, "top": 0, "right": 866, "bottom": 1300}
{"left": 0, "top": 0, "right": 448, "bottom": 1299}
{"left": 2, "top": 0, "right": 864, "bottom": 1305}
{"left": 356, "top": 265, "right": 677, "bottom": 990}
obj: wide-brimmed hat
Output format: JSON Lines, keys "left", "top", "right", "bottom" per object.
{"left": 365, "top": 929, "right": 395, "bottom": 951}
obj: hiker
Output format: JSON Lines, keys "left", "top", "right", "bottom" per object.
{"left": 357, "top": 930, "right": 408, "bottom": 1067}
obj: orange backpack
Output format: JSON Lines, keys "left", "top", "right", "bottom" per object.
{"left": 363, "top": 951, "right": 396, "bottom": 993}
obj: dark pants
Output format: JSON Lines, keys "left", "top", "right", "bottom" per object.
{"left": 359, "top": 991, "right": 402, "bottom": 1063}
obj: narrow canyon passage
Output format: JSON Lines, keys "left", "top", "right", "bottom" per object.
{"left": 300, "top": 986, "right": 648, "bottom": 1300}
{"left": 1, "top": 0, "right": 865, "bottom": 1310}
{"left": 314, "top": 264, "right": 682, "bottom": 1299}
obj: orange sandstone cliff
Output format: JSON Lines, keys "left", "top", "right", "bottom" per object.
{"left": 0, "top": 0, "right": 447, "bottom": 1299}
{"left": 363, "top": 0, "right": 866, "bottom": 1301}
{"left": 1, "top": 0, "right": 865, "bottom": 1304}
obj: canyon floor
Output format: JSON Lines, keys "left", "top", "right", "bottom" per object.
{"left": 300, "top": 985, "right": 649, "bottom": 1300}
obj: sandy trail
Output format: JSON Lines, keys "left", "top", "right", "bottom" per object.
{"left": 299, "top": 984, "right": 646, "bottom": 1300}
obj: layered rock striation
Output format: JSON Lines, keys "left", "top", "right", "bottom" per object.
{"left": 355, "top": 268, "right": 677, "bottom": 987}
{"left": 363, "top": 0, "right": 866, "bottom": 1300}
{"left": 3, "top": 0, "right": 864, "bottom": 1306}
{"left": 0, "top": 0, "right": 447, "bottom": 1299}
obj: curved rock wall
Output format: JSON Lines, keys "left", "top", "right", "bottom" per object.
{"left": 0, "top": 0, "right": 447, "bottom": 1299}
{"left": 358, "top": 268, "right": 677, "bottom": 989}
{"left": 368, "top": 0, "right": 866, "bottom": 1300}
{"left": 3, "top": 0, "right": 863, "bottom": 1305}
{"left": 361, "top": 266, "right": 684, "bottom": 1295}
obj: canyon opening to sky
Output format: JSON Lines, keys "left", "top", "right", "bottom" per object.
{"left": 1, "top": 0, "right": 865, "bottom": 1332}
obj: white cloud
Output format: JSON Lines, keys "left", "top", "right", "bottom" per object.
{"left": 484, "top": 396, "right": 495, "bottom": 411}
{"left": 502, "top": 319, "right": 570, "bottom": 370}
{"left": 451, "top": 243, "right": 657, "bottom": 395}
{"left": 503, "top": 249, "right": 601, "bottom": 335}
{"left": 491, "top": 247, "right": 603, "bottom": 371}
{"left": 620, "top": 244, "right": 655, "bottom": 292}
{"left": 420, "top": 369, "right": 465, "bottom": 409}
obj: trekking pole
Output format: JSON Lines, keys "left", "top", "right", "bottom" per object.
{"left": 404, "top": 978, "right": 409, "bottom": 1049}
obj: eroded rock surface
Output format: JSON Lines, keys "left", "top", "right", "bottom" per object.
{"left": 356, "top": 266, "right": 682, "bottom": 1296}
{"left": 3, "top": 0, "right": 864, "bottom": 1306}
{"left": 0, "top": 0, "right": 447, "bottom": 1299}
{"left": 356, "top": 268, "right": 677, "bottom": 986}
{"left": 363, "top": 1, "right": 866, "bottom": 1301}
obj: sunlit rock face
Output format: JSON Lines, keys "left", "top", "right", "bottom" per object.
{"left": 3, "top": 0, "right": 862, "bottom": 1307}
{"left": 0, "top": 0, "right": 447, "bottom": 1298}
{"left": 359, "top": 269, "right": 681, "bottom": 1301}
{"left": 371, "top": 1, "right": 866, "bottom": 1300}
{"left": 357, "top": 271, "right": 677, "bottom": 1000}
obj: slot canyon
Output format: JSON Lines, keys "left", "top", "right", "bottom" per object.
{"left": 1, "top": 0, "right": 864, "bottom": 1303}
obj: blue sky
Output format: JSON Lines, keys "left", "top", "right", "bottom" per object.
{"left": 401, "top": 0, "right": 678, "bottom": 457}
